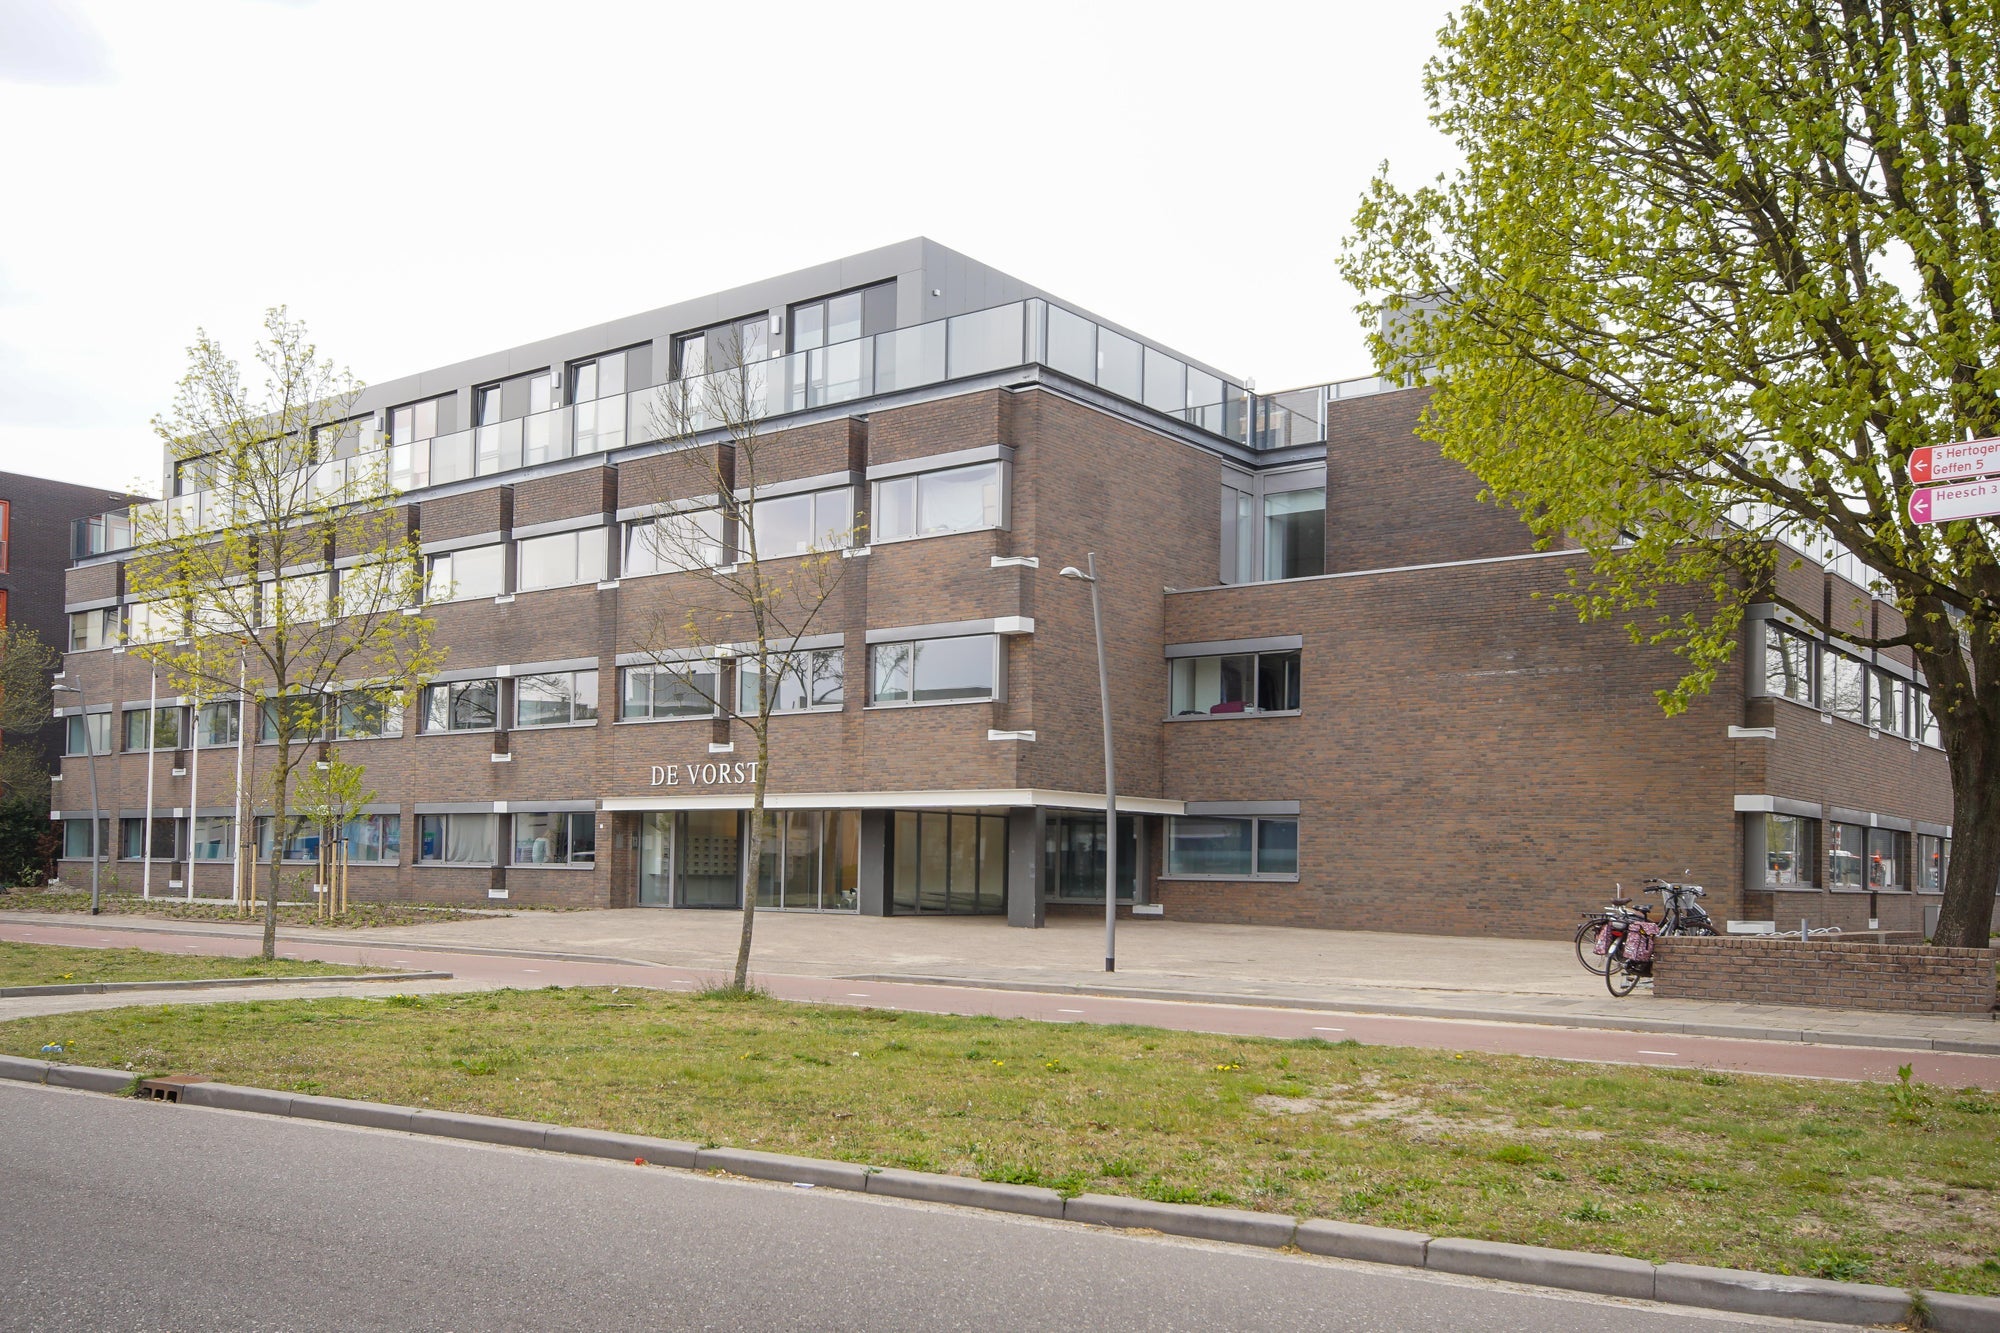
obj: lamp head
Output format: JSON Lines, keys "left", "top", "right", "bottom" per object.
{"left": 1057, "top": 566, "right": 1090, "bottom": 581}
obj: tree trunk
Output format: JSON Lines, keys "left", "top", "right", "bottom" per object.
{"left": 262, "top": 767, "right": 283, "bottom": 960}
{"left": 1935, "top": 710, "right": 2000, "bottom": 949}
{"left": 735, "top": 742, "right": 766, "bottom": 991}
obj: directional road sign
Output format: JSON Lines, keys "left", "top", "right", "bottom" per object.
{"left": 1909, "top": 478, "right": 2000, "bottom": 525}
{"left": 1910, "top": 437, "right": 2000, "bottom": 486}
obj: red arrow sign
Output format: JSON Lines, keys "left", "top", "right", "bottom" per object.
{"left": 1912, "top": 437, "right": 2000, "bottom": 486}
{"left": 1910, "top": 479, "right": 2000, "bottom": 525}
{"left": 1910, "top": 489, "right": 1932, "bottom": 522}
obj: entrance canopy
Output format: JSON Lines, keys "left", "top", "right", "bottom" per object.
{"left": 602, "top": 787, "right": 1185, "bottom": 815}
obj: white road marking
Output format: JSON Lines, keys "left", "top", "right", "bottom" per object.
{"left": 1637, "top": 1050, "right": 1679, "bottom": 1057}
{"left": 522, "top": 968, "right": 541, "bottom": 974}
{"left": 1313, "top": 1026, "right": 1345, "bottom": 1033}
{"left": 1057, "top": 1008, "right": 1085, "bottom": 1014}
{"left": 847, "top": 992, "right": 870, "bottom": 997}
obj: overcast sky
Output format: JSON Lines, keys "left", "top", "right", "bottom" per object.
{"left": 0, "top": 0, "right": 1459, "bottom": 498}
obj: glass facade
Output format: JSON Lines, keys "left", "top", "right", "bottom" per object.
{"left": 889, "top": 811, "right": 1005, "bottom": 914}
{"left": 1166, "top": 816, "right": 1300, "bottom": 879}
{"left": 1169, "top": 650, "right": 1299, "bottom": 716}
{"left": 1044, "top": 813, "right": 1135, "bottom": 903}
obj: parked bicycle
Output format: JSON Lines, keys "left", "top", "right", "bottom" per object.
{"left": 1593, "top": 877, "right": 1721, "bottom": 996}
{"left": 1574, "top": 895, "right": 1650, "bottom": 976}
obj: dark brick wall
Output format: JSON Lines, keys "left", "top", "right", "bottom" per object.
{"left": 1655, "top": 935, "right": 1997, "bottom": 1014}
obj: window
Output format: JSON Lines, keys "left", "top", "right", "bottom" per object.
{"left": 748, "top": 488, "right": 855, "bottom": 558}
{"left": 62, "top": 817, "right": 109, "bottom": 859}
{"left": 888, "top": 810, "right": 1006, "bottom": 914}
{"left": 515, "top": 671, "right": 598, "bottom": 728}
{"left": 260, "top": 695, "right": 329, "bottom": 743}
{"left": 1263, "top": 489, "right": 1325, "bottom": 580}
{"left": 343, "top": 814, "right": 401, "bottom": 863}
{"left": 570, "top": 350, "right": 636, "bottom": 454}
{"left": 427, "top": 545, "right": 505, "bottom": 602}
{"left": 390, "top": 395, "right": 450, "bottom": 445}
{"left": 675, "top": 314, "right": 769, "bottom": 379}
{"left": 0, "top": 498, "right": 8, "bottom": 571}
{"left": 120, "top": 817, "right": 184, "bottom": 861}
{"left": 1764, "top": 623, "right": 1815, "bottom": 704}
{"left": 738, "top": 650, "right": 843, "bottom": 714}
{"left": 173, "top": 455, "right": 217, "bottom": 497}
{"left": 625, "top": 510, "right": 724, "bottom": 575}
{"left": 126, "top": 600, "right": 179, "bottom": 645}
{"left": 1826, "top": 820, "right": 1867, "bottom": 889}
{"left": 752, "top": 809, "right": 861, "bottom": 911}
{"left": 620, "top": 663, "right": 719, "bottom": 720}
{"left": 191, "top": 816, "right": 234, "bottom": 861}
{"left": 1166, "top": 816, "right": 1300, "bottom": 879}
{"left": 1915, "top": 689, "right": 1942, "bottom": 746}
{"left": 869, "top": 635, "right": 997, "bottom": 705}
{"left": 256, "top": 816, "right": 321, "bottom": 863}
{"left": 337, "top": 561, "right": 416, "bottom": 617}
{"left": 1866, "top": 827, "right": 1903, "bottom": 889}
{"left": 334, "top": 690, "right": 403, "bottom": 740}
{"left": 195, "top": 700, "right": 240, "bottom": 748}
{"left": 788, "top": 282, "right": 895, "bottom": 353}
{"left": 516, "top": 529, "right": 607, "bottom": 592}
{"left": 123, "top": 706, "right": 186, "bottom": 753}
{"left": 1044, "top": 813, "right": 1137, "bottom": 903}
{"left": 1169, "top": 649, "right": 1300, "bottom": 716}
{"left": 1220, "top": 483, "right": 1255, "bottom": 585}
{"left": 65, "top": 713, "right": 112, "bottom": 756}
{"left": 1764, "top": 813, "right": 1811, "bottom": 886}
{"left": 476, "top": 370, "right": 553, "bottom": 426}
{"left": 1821, "top": 653, "right": 1866, "bottom": 722}
{"left": 68, "top": 607, "right": 120, "bottom": 651}
{"left": 421, "top": 679, "right": 498, "bottom": 733}
{"left": 871, "top": 462, "right": 1003, "bottom": 543}
{"left": 418, "top": 813, "right": 498, "bottom": 864}
{"left": 1871, "top": 670, "right": 1908, "bottom": 735}
{"left": 511, "top": 812, "right": 596, "bottom": 866}
{"left": 257, "top": 573, "right": 331, "bottom": 628}
{"left": 567, "top": 350, "right": 629, "bottom": 405}
{"left": 1916, "top": 834, "right": 1951, "bottom": 893}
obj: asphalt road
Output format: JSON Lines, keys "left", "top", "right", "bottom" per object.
{"left": 0, "top": 1082, "right": 1858, "bottom": 1332}
{"left": 6, "top": 919, "right": 1999, "bottom": 1090}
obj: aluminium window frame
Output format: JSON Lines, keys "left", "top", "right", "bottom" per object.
{"left": 1160, "top": 814, "right": 1302, "bottom": 882}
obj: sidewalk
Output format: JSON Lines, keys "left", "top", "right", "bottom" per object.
{"left": 8, "top": 907, "right": 1994, "bottom": 1055}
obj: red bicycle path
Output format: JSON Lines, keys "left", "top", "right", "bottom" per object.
{"left": 7, "top": 918, "right": 1998, "bottom": 1090}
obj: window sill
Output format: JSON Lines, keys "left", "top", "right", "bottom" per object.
{"left": 864, "top": 697, "right": 997, "bottom": 711}
{"left": 417, "top": 861, "right": 499, "bottom": 869}
{"left": 416, "top": 728, "right": 500, "bottom": 738}
{"left": 614, "top": 714, "right": 718, "bottom": 726}
{"left": 514, "top": 582, "right": 604, "bottom": 596}
{"left": 1165, "top": 709, "right": 1301, "bottom": 722}
{"left": 1768, "top": 884, "right": 1825, "bottom": 893}
{"left": 508, "top": 862, "right": 597, "bottom": 871}
{"left": 868, "top": 527, "right": 1001, "bottom": 550}
{"left": 764, "top": 706, "right": 845, "bottom": 718}
{"left": 511, "top": 720, "right": 600, "bottom": 732}
{"left": 1156, "top": 873, "right": 1301, "bottom": 884}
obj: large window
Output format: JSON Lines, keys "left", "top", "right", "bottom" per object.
{"left": 516, "top": 529, "right": 607, "bottom": 592}
{"left": 334, "top": 691, "right": 402, "bottom": 740}
{"left": 120, "top": 817, "right": 184, "bottom": 861}
{"left": 1915, "top": 689, "right": 1942, "bottom": 746}
{"left": 871, "top": 462, "right": 1003, "bottom": 543}
{"left": 512, "top": 812, "right": 595, "bottom": 866}
{"left": 1871, "top": 670, "right": 1908, "bottom": 735}
{"left": 255, "top": 816, "right": 322, "bottom": 864}
{"left": 869, "top": 635, "right": 997, "bottom": 705}
{"left": 123, "top": 706, "right": 186, "bottom": 753}
{"left": 195, "top": 700, "right": 240, "bottom": 748}
{"left": 1166, "top": 816, "right": 1299, "bottom": 879}
{"left": 1044, "top": 813, "right": 1137, "bottom": 903}
{"left": 789, "top": 282, "right": 895, "bottom": 352}
{"left": 191, "top": 816, "right": 235, "bottom": 861}
{"left": 674, "top": 313, "right": 769, "bottom": 379}
{"left": 739, "top": 650, "right": 843, "bottom": 714}
{"left": 1764, "top": 623, "right": 1815, "bottom": 704}
{"left": 1263, "top": 490, "right": 1325, "bottom": 580}
{"left": 620, "top": 663, "right": 718, "bottom": 720}
{"left": 625, "top": 510, "right": 724, "bottom": 575}
{"left": 63, "top": 818, "right": 109, "bottom": 860}
{"left": 390, "top": 395, "right": 450, "bottom": 446}
{"left": 418, "top": 813, "right": 499, "bottom": 865}
{"left": 1821, "top": 653, "right": 1866, "bottom": 723}
{"left": 1169, "top": 649, "right": 1300, "bottom": 716}
{"left": 889, "top": 810, "right": 1006, "bottom": 914}
{"left": 427, "top": 545, "right": 505, "bottom": 602}
{"left": 344, "top": 814, "right": 401, "bottom": 863}
{"left": 515, "top": 671, "right": 598, "bottom": 728}
{"left": 421, "top": 679, "right": 498, "bottom": 733}
{"left": 1866, "top": 827, "right": 1904, "bottom": 889}
{"left": 751, "top": 810, "right": 861, "bottom": 911}
{"left": 259, "top": 573, "right": 331, "bottom": 627}
{"left": 568, "top": 349, "right": 634, "bottom": 454}
{"left": 1826, "top": 820, "right": 1867, "bottom": 889}
{"left": 1916, "top": 834, "right": 1951, "bottom": 893}
{"left": 1764, "top": 813, "right": 1812, "bottom": 886}
{"left": 68, "top": 607, "right": 120, "bottom": 651}
{"left": 64, "top": 713, "right": 112, "bottom": 756}
{"left": 749, "top": 488, "right": 855, "bottom": 558}
{"left": 260, "top": 694, "right": 329, "bottom": 743}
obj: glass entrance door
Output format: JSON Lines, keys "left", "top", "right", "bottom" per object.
{"left": 638, "top": 812, "right": 673, "bottom": 906}
{"left": 679, "top": 809, "right": 741, "bottom": 908}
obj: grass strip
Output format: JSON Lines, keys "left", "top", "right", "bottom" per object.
{"left": 0, "top": 891, "right": 490, "bottom": 929}
{"left": 3, "top": 985, "right": 1995, "bottom": 1295}
{"left": 0, "top": 940, "right": 379, "bottom": 987}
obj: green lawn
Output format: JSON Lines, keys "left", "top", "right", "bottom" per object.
{"left": 4, "top": 986, "right": 1996, "bottom": 1295}
{"left": 0, "top": 891, "right": 488, "bottom": 929}
{"left": 0, "top": 940, "right": 378, "bottom": 987}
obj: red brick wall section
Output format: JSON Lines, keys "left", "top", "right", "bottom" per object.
{"left": 1654, "top": 935, "right": 1998, "bottom": 1014}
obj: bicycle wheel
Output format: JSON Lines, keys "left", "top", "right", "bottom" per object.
{"left": 1575, "top": 918, "right": 1614, "bottom": 974}
{"left": 1605, "top": 949, "right": 1641, "bottom": 996}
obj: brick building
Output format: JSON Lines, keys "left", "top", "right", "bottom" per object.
{"left": 51, "top": 240, "right": 1958, "bottom": 935}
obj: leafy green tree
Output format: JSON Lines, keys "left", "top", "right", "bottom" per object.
{"left": 126, "top": 309, "right": 444, "bottom": 958}
{"left": 1343, "top": 0, "right": 2000, "bottom": 946}
{"left": 0, "top": 622, "right": 57, "bottom": 810}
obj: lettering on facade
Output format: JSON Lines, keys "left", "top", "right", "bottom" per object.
{"left": 649, "top": 761, "right": 762, "bottom": 787}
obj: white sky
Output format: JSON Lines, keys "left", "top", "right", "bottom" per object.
{"left": 0, "top": 0, "right": 1460, "bottom": 498}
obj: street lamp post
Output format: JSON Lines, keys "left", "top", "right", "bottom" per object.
{"left": 51, "top": 676, "right": 103, "bottom": 914}
{"left": 1058, "top": 554, "right": 1118, "bottom": 972}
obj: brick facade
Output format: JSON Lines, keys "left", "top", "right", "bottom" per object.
{"left": 1654, "top": 935, "right": 1997, "bottom": 1014}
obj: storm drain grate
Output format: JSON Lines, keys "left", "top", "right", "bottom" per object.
{"left": 137, "top": 1075, "right": 209, "bottom": 1103}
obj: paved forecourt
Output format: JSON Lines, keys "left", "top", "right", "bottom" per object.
{"left": 4, "top": 915, "right": 1997, "bottom": 1090}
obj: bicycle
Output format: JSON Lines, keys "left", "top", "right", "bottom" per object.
{"left": 1604, "top": 877, "right": 1720, "bottom": 995}
{"left": 1575, "top": 893, "right": 1651, "bottom": 975}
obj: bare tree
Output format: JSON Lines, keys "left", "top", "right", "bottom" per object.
{"left": 632, "top": 334, "right": 856, "bottom": 989}
{"left": 126, "top": 309, "right": 444, "bottom": 958}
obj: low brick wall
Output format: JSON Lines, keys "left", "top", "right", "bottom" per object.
{"left": 1654, "top": 936, "right": 1998, "bottom": 1014}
